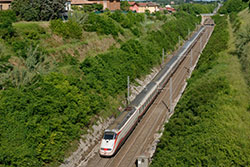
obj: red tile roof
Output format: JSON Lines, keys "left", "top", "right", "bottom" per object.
{"left": 71, "top": 0, "right": 96, "bottom": 5}
{"left": 137, "top": 2, "right": 159, "bottom": 7}
{"left": 147, "top": 2, "right": 159, "bottom": 7}
{"left": 128, "top": 1, "right": 136, "bottom": 5}
{"left": 137, "top": 3, "right": 147, "bottom": 7}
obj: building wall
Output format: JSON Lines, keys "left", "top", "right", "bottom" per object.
{"left": 0, "top": 2, "right": 11, "bottom": 10}
{"left": 71, "top": 0, "right": 120, "bottom": 11}
{"left": 138, "top": 6, "right": 146, "bottom": 13}
{"left": 129, "top": 4, "right": 138, "bottom": 12}
{"left": 138, "top": 6, "right": 158, "bottom": 13}
{"left": 146, "top": 6, "right": 156, "bottom": 13}
{"left": 106, "top": 0, "right": 120, "bottom": 10}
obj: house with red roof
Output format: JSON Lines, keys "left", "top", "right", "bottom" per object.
{"left": 165, "top": 5, "right": 176, "bottom": 13}
{"left": 128, "top": 1, "right": 139, "bottom": 13}
{"left": 128, "top": 1, "right": 159, "bottom": 13}
{"left": 70, "top": 0, "right": 120, "bottom": 11}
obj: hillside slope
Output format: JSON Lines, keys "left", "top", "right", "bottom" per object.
{"left": 0, "top": 10, "right": 201, "bottom": 167}
{"left": 237, "top": 8, "right": 250, "bottom": 86}
{"left": 150, "top": 15, "right": 250, "bottom": 166}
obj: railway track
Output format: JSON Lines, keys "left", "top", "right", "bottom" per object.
{"left": 81, "top": 17, "right": 215, "bottom": 167}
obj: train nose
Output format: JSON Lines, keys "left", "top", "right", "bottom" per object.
{"left": 100, "top": 139, "right": 115, "bottom": 156}
{"left": 101, "top": 139, "right": 114, "bottom": 149}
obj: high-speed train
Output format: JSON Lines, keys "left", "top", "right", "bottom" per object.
{"left": 99, "top": 26, "right": 206, "bottom": 157}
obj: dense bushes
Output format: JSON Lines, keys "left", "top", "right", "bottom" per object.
{"left": 50, "top": 19, "right": 82, "bottom": 39}
{"left": 0, "top": 10, "right": 17, "bottom": 23}
{"left": 0, "top": 10, "right": 16, "bottom": 40}
{"left": 229, "top": 12, "right": 241, "bottom": 32}
{"left": 235, "top": 10, "right": 250, "bottom": 86}
{"left": 0, "top": 22, "right": 52, "bottom": 89}
{"left": 84, "top": 13, "right": 124, "bottom": 36}
{"left": 0, "top": 73, "right": 102, "bottom": 166}
{"left": 178, "top": 3, "right": 215, "bottom": 14}
{"left": 10, "top": 23, "right": 47, "bottom": 59}
{"left": 236, "top": 26, "right": 250, "bottom": 85}
{"left": 219, "top": 0, "right": 248, "bottom": 14}
{"left": 80, "top": 12, "right": 199, "bottom": 96}
{"left": 148, "top": 12, "right": 200, "bottom": 51}
{"left": 120, "top": 1, "right": 130, "bottom": 11}
{"left": 108, "top": 11, "right": 144, "bottom": 36}
{"left": 151, "top": 15, "right": 250, "bottom": 166}
{"left": 50, "top": 12, "right": 145, "bottom": 38}
{"left": 109, "top": 11, "right": 145, "bottom": 29}
{"left": 80, "top": 39, "right": 159, "bottom": 95}
{"left": 11, "top": 0, "right": 66, "bottom": 21}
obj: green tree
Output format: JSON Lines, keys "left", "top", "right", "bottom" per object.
{"left": 121, "top": 1, "right": 130, "bottom": 11}
{"left": 219, "top": 0, "right": 248, "bottom": 14}
{"left": 0, "top": 10, "right": 16, "bottom": 40}
{"left": 12, "top": 0, "right": 66, "bottom": 21}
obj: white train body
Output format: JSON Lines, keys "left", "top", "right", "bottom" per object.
{"left": 100, "top": 26, "right": 206, "bottom": 157}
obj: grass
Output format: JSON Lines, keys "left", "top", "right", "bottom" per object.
{"left": 11, "top": 21, "right": 122, "bottom": 63}
{"left": 238, "top": 8, "right": 250, "bottom": 29}
{"left": 237, "top": 8, "right": 250, "bottom": 87}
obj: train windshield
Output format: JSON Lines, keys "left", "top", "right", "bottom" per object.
{"left": 103, "top": 132, "right": 116, "bottom": 140}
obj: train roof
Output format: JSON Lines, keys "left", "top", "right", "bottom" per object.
{"left": 109, "top": 26, "right": 205, "bottom": 132}
{"left": 153, "top": 26, "right": 204, "bottom": 83}
{"left": 130, "top": 82, "right": 157, "bottom": 107}
{"left": 109, "top": 82, "right": 157, "bottom": 131}
{"left": 109, "top": 106, "right": 136, "bottom": 130}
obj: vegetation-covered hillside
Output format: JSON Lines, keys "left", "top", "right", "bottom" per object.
{"left": 0, "top": 5, "right": 218, "bottom": 166}
{"left": 219, "top": 0, "right": 249, "bottom": 14}
{"left": 235, "top": 8, "right": 250, "bottom": 87}
{"left": 177, "top": 3, "right": 216, "bottom": 14}
{"left": 151, "top": 5, "right": 250, "bottom": 167}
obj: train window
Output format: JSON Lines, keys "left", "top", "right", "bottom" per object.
{"left": 104, "top": 132, "right": 116, "bottom": 140}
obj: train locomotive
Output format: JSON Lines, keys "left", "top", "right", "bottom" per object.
{"left": 99, "top": 26, "right": 206, "bottom": 157}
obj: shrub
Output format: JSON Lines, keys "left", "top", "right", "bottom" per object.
{"left": 108, "top": 11, "right": 144, "bottom": 36}
{"left": 120, "top": 1, "right": 130, "bottom": 11}
{"left": 0, "top": 20, "right": 16, "bottom": 40}
{"left": 84, "top": 13, "right": 123, "bottom": 36}
{"left": 229, "top": 12, "right": 241, "bottom": 32}
{"left": 50, "top": 19, "right": 82, "bottom": 39}
{"left": 0, "top": 10, "right": 17, "bottom": 23}
{"left": 219, "top": 0, "right": 248, "bottom": 14}
{"left": 0, "top": 10, "right": 16, "bottom": 40}
{"left": 178, "top": 3, "right": 215, "bottom": 14}
{"left": 131, "top": 27, "right": 141, "bottom": 37}
{"left": 12, "top": 0, "right": 66, "bottom": 21}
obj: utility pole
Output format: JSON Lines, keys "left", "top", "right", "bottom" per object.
{"left": 127, "top": 76, "right": 130, "bottom": 105}
{"left": 178, "top": 36, "right": 181, "bottom": 49}
{"left": 188, "top": 28, "right": 190, "bottom": 40}
{"left": 200, "top": 35, "right": 202, "bottom": 53}
{"left": 162, "top": 48, "right": 164, "bottom": 68}
{"left": 190, "top": 48, "right": 193, "bottom": 72}
{"left": 169, "top": 77, "right": 173, "bottom": 113}
{"left": 207, "top": 28, "right": 209, "bottom": 43}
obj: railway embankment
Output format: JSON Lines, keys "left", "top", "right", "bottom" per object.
{"left": 0, "top": 4, "right": 219, "bottom": 167}
{"left": 151, "top": 14, "right": 250, "bottom": 167}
